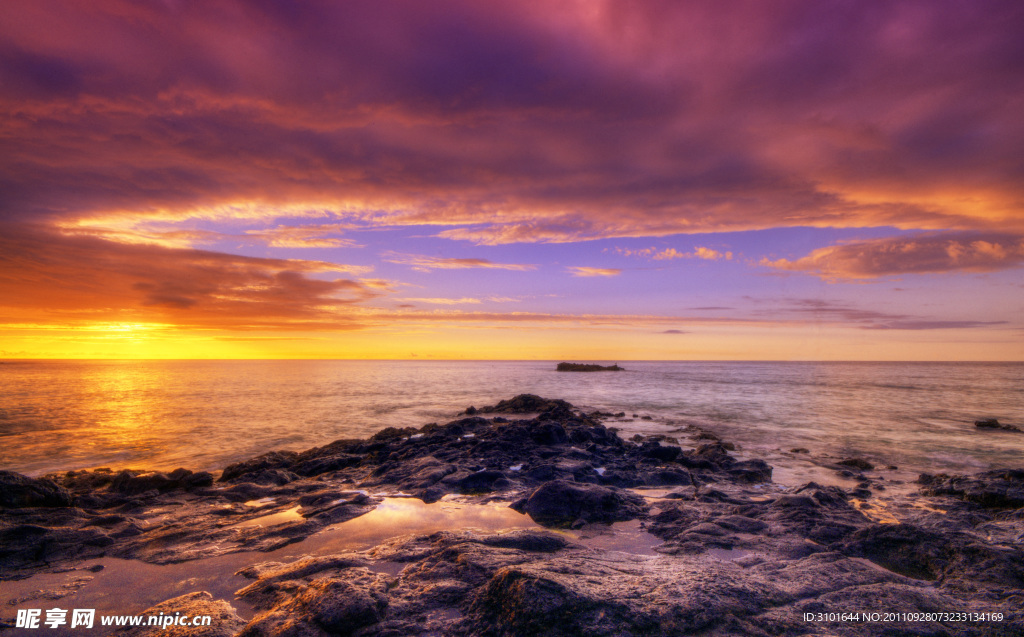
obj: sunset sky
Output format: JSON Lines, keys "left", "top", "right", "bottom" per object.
{"left": 1, "top": 0, "right": 1022, "bottom": 360}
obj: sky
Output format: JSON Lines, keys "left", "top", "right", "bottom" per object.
{"left": 1, "top": 0, "right": 1022, "bottom": 360}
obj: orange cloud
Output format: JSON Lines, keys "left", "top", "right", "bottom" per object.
{"left": 762, "top": 233, "right": 1024, "bottom": 280}
{"left": 243, "top": 224, "right": 360, "bottom": 249}
{"left": 58, "top": 220, "right": 363, "bottom": 251}
{"left": 0, "top": 224, "right": 380, "bottom": 330}
{"left": 692, "top": 247, "right": 732, "bottom": 261}
{"left": 400, "top": 297, "right": 483, "bottom": 305}
{"left": 567, "top": 267, "right": 621, "bottom": 277}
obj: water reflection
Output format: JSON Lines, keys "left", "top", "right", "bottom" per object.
{"left": 1, "top": 360, "right": 1022, "bottom": 478}
{"left": 0, "top": 497, "right": 540, "bottom": 632}
{"left": 292, "top": 497, "right": 539, "bottom": 555}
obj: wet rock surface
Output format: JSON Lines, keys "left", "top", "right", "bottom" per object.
{"left": 2, "top": 395, "right": 1023, "bottom": 636}
{"left": 918, "top": 469, "right": 1024, "bottom": 509}
{"left": 113, "top": 592, "right": 246, "bottom": 636}
{"left": 0, "top": 470, "right": 73, "bottom": 508}
{"left": 510, "top": 480, "right": 648, "bottom": 527}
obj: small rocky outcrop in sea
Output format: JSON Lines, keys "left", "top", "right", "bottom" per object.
{"left": 555, "top": 362, "right": 624, "bottom": 372}
{"left": 975, "top": 418, "right": 1021, "bottom": 432}
{"left": 836, "top": 457, "right": 874, "bottom": 471}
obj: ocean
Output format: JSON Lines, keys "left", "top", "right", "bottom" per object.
{"left": 1, "top": 360, "right": 1021, "bottom": 486}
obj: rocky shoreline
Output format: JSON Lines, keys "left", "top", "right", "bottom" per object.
{"left": 2, "top": 394, "right": 1022, "bottom": 636}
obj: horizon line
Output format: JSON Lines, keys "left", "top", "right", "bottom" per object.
{"left": 2, "top": 358, "right": 1021, "bottom": 364}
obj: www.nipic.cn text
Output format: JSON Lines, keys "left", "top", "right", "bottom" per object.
{"left": 15, "top": 608, "right": 214, "bottom": 630}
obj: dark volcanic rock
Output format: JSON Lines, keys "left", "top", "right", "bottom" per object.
{"left": 511, "top": 480, "right": 648, "bottom": 528}
{"left": 919, "top": 469, "right": 1024, "bottom": 508}
{"left": 836, "top": 524, "right": 950, "bottom": 580}
{"left": 225, "top": 511, "right": 1024, "bottom": 637}
{"left": 531, "top": 422, "right": 568, "bottom": 445}
{"left": 292, "top": 453, "right": 362, "bottom": 478}
{"left": 0, "top": 522, "right": 114, "bottom": 571}
{"left": 276, "top": 573, "right": 383, "bottom": 635}
{"left": 480, "top": 394, "right": 573, "bottom": 414}
{"left": 0, "top": 471, "right": 72, "bottom": 508}
{"left": 636, "top": 441, "right": 681, "bottom": 462}
{"left": 370, "top": 426, "right": 419, "bottom": 441}
{"left": 756, "top": 486, "right": 867, "bottom": 545}
{"left": 835, "top": 522, "right": 1024, "bottom": 594}
{"left": 239, "top": 568, "right": 390, "bottom": 636}
{"left": 727, "top": 459, "right": 773, "bottom": 483}
{"left": 463, "top": 566, "right": 636, "bottom": 636}
{"left": 220, "top": 451, "right": 299, "bottom": 482}
{"left": 836, "top": 458, "right": 874, "bottom": 471}
{"left": 641, "top": 469, "right": 694, "bottom": 486}
{"left": 477, "top": 529, "right": 571, "bottom": 552}
{"left": 238, "top": 469, "right": 299, "bottom": 486}
{"left": 109, "top": 468, "right": 214, "bottom": 494}
{"left": 456, "top": 470, "right": 508, "bottom": 494}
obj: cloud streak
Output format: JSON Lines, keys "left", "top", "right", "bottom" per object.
{"left": 382, "top": 252, "right": 536, "bottom": 272}
{"left": 762, "top": 233, "right": 1024, "bottom": 279}
{"left": 400, "top": 297, "right": 483, "bottom": 305}
{"left": 616, "top": 246, "right": 733, "bottom": 261}
{"left": 567, "top": 267, "right": 622, "bottom": 277}
{"left": 243, "top": 224, "right": 359, "bottom": 249}
{"left": 748, "top": 298, "right": 1007, "bottom": 331}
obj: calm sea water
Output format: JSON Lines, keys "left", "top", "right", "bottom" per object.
{"left": 1, "top": 360, "right": 1021, "bottom": 483}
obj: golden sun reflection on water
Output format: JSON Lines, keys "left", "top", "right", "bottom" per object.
{"left": 62, "top": 362, "right": 181, "bottom": 464}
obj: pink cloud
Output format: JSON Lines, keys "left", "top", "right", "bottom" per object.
{"left": 1, "top": 0, "right": 1020, "bottom": 244}
{"left": 59, "top": 222, "right": 364, "bottom": 252}
{"left": 762, "top": 232, "right": 1024, "bottom": 279}
{"left": 243, "top": 224, "right": 359, "bottom": 249}
{"left": 615, "top": 246, "right": 733, "bottom": 260}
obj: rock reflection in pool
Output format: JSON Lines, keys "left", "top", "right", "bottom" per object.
{"left": 294, "top": 496, "right": 540, "bottom": 554}
{"left": 0, "top": 497, "right": 542, "bottom": 631}
{"left": 236, "top": 505, "right": 303, "bottom": 527}
{"left": 568, "top": 519, "right": 662, "bottom": 557}
{"left": 708, "top": 547, "right": 751, "bottom": 561}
